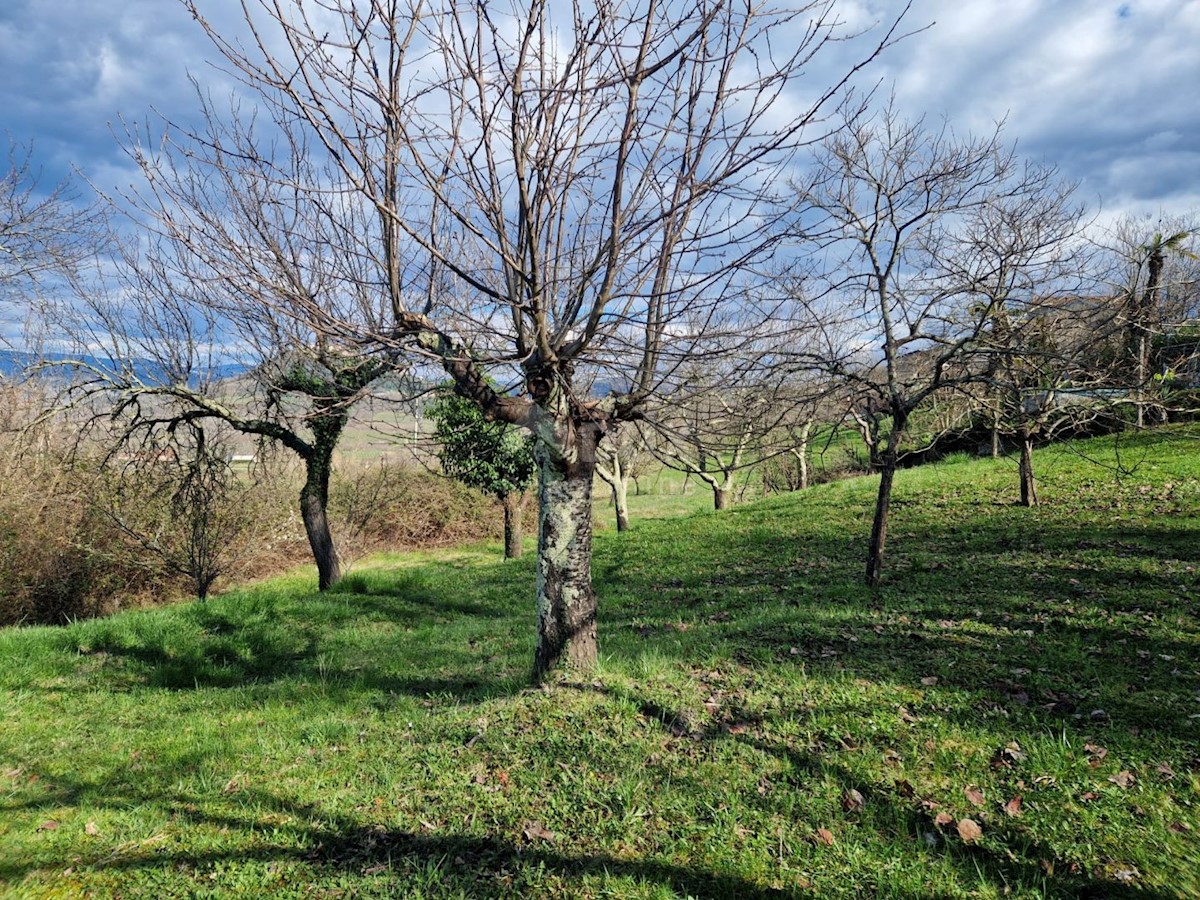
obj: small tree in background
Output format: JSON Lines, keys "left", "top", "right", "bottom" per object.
{"left": 430, "top": 391, "right": 535, "bottom": 560}
{"left": 101, "top": 422, "right": 253, "bottom": 601}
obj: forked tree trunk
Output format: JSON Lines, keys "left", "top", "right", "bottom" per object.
{"left": 300, "top": 458, "right": 342, "bottom": 591}
{"left": 532, "top": 424, "right": 600, "bottom": 681}
{"left": 596, "top": 452, "right": 631, "bottom": 532}
{"left": 865, "top": 417, "right": 906, "bottom": 588}
{"left": 501, "top": 492, "right": 524, "bottom": 559}
{"left": 1019, "top": 433, "right": 1038, "bottom": 507}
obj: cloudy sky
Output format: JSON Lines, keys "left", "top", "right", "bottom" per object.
{"left": 1, "top": 0, "right": 1198, "bottom": 221}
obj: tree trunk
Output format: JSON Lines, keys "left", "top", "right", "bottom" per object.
{"left": 597, "top": 451, "right": 631, "bottom": 532}
{"left": 501, "top": 492, "right": 523, "bottom": 559}
{"left": 532, "top": 424, "right": 600, "bottom": 681}
{"left": 713, "top": 485, "right": 733, "bottom": 510}
{"left": 865, "top": 419, "right": 905, "bottom": 588}
{"left": 613, "top": 477, "right": 630, "bottom": 532}
{"left": 1136, "top": 331, "right": 1147, "bottom": 429}
{"left": 793, "top": 420, "right": 812, "bottom": 490}
{"left": 1019, "top": 433, "right": 1038, "bottom": 507}
{"left": 300, "top": 458, "right": 342, "bottom": 591}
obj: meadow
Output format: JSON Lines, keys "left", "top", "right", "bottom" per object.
{"left": 1, "top": 429, "right": 1198, "bottom": 898}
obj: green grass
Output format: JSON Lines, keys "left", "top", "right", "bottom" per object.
{"left": 2, "top": 429, "right": 1199, "bottom": 898}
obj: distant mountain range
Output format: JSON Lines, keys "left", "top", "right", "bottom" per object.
{"left": 0, "top": 349, "right": 248, "bottom": 384}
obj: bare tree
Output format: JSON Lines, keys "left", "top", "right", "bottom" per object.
{"left": 101, "top": 422, "right": 249, "bottom": 601}
{"left": 1, "top": 141, "right": 108, "bottom": 357}
{"left": 797, "top": 101, "right": 1082, "bottom": 584}
{"left": 181, "top": 0, "right": 907, "bottom": 677}
{"left": 47, "top": 105, "right": 400, "bottom": 592}
{"left": 648, "top": 378, "right": 782, "bottom": 511}
{"left": 1099, "top": 214, "right": 1199, "bottom": 426}
{"left": 595, "top": 423, "right": 651, "bottom": 532}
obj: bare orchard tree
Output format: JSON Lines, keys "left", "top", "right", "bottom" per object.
{"left": 595, "top": 422, "right": 651, "bottom": 532}
{"left": 100, "top": 421, "right": 249, "bottom": 602}
{"left": 647, "top": 372, "right": 792, "bottom": 511}
{"left": 50, "top": 106, "right": 398, "bottom": 591}
{"left": 969, "top": 205, "right": 1113, "bottom": 507}
{"left": 184, "top": 0, "right": 907, "bottom": 678}
{"left": 796, "top": 101, "right": 1082, "bottom": 585}
{"left": 759, "top": 377, "right": 841, "bottom": 492}
{"left": 1098, "top": 213, "right": 1199, "bottom": 426}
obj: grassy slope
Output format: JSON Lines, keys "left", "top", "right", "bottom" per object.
{"left": 1, "top": 430, "right": 1198, "bottom": 899}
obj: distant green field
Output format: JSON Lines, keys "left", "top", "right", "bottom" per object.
{"left": 2, "top": 428, "right": 1198, "bottom": 898}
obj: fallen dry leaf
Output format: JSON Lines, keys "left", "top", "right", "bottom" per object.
{"left": 1080, "top": 791, "right": 1100, "bottom": 802}
{"left": 842, "top": 789, "right": 865, "bottom": 812}
{"left": 991, "top": 741, "right": 1026, "bottom": 769}
{"left": 964, "top": 786, "right": 985, "bottom": 807}
{"left": 920, "top": 676, "right": 940, "bottom": 686}
{"left": 1108, "top": 770, "right": 1135, "bottom": 789}
{"left": 1168, "top": 822, "right": 1192, "bottom": 834}
{"left": 934, "top": 811, "right": 955, "bottom": 827}
{"left": 957, "top": 818, "right": 983, "bottom": 843}
{"left": 522, "top": 821, "right": 555, "bottom": 843}
{"left": 1003, "top": 795, "right": 1023, "bottom": 817}
{"left": 814, "top": 827, "right": 835, "bottom": 846}
{"left": 37, "top": 820, "right": 59, "bottom": 832}
{"left": 84, "top": 821, "right": 100, "bottom": 836}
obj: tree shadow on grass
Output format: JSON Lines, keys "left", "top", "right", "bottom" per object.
{"left": 57, "top": 563, "right": 534, "bottom": 701}
{"left": 0, "top": 773, "right": 799, "bottom": 898}
{"left": 1, "top": 739, "right": 1181, "bottom": 900}
{"left": 571, "top": 681, "right": 1186, "bottom": 900}
{"left": 597, "top": 512, "right": 1200, "bottom": 747}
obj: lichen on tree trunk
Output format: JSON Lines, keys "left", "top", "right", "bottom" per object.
{"left": 531, "top": 422, "right": 600, "bottom": 682}
{"left": 613, "top": 478, "right": 630, "bottom": 533}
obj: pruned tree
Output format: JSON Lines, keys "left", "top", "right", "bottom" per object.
{"left": 182, "top": 0, "right": 908, "bottom": 678}
{"left": 429, "top": 388, "right": 535, "bottom": 559}
{"left": 944, "top": 166, "right": 1096, "bottom": 507}
{"left": 648, "top": 383, "right": 776, "bottom": 511}
{"left": 796, "top": 100, "right": 1083, "bottom": 584}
